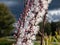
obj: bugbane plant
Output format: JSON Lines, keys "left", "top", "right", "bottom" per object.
{"left": 14, "top": 0, "right": 52, "bottom": 45}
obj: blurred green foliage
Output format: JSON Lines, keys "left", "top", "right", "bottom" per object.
{"left": 38, "top": 21, "right": 60, "bottom": 36}
{"left": 0, "top": 4, "right": 15, "bottom": 37}
{"left": 0, "top": 36, "right": 15, "bottom": 45}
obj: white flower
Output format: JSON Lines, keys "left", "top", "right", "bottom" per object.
{"left": 27, "top": 34, "right": 31, "bottom": 39}
{"left": 23, "top": 43, "right": 26, "bottom": 45}
{"left": 30, "top": 19, "right": 35, "bottom": 25}
{"left": 35, "top": 18, "right": 42, "bottom": 25}
{"left": 15, "top": 0, "right": 52, "bottom": 45}
{"left": 16, "top": 41, "right": 21, "bottom": 45}
{"left": 32, "top": 26, "right": 39, "bottom": 34}
{"left": 27, "top": 40, "right": 31, "bottom": 43}
{"left": 30, "top": 35, "right": 36, "bottom": 40}
{"left": 26, "top": 12, "right": 35, "bottom": 21}
{"left": 35, "top": 7, "right": 40, "bottom": 12}
{"left": 48, "top": 0, "right": 52, "bottom": 4}
{"left": 34, "top": 0, "right": 39, "bottom": 5}
{"left": 24, "top": 21, "right": 29, "bottom": 29}
{"left": 43, "top": 4, "right": 48, "bottom": 9}
{"left": 31, "top": 5, "right": 34, "bottom": 11}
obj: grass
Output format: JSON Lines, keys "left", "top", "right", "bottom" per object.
{"left": 0, "top": 36, "right": 15, "bottom": 45}
{"left": 0, "top": 35, "right": 60, "bottom": 45}
{"left": 34, "top": 41, "right": 40, "bottom": 45}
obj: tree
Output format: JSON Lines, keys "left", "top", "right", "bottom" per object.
{"left": 38, "top": 21, "right": 51, "bottom": 35}
{"left": 55, "top": 21, "right": 60, "bottom": 34}
{"left": 0, "top": 4, "right": 15, "bottom": 37}
{"left": 44, "top": 22, "right": 51, "bottom": 35}
{"left": 51, "top": 22, "right": 56, "bottom": 36}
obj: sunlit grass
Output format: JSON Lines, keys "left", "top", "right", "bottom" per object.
{"left": 0, "top": 35, "right": 60, "bottom": 45}
{"left": 34, "top": 41, "right": 40, "bottom": 45}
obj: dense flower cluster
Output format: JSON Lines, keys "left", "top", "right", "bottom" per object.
{"left": 14, "top": 0, "right": 52, "bottom": 45}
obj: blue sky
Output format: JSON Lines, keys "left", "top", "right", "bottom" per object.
{"left": 0, "top": 0, "right": 24, "bottom": 20}
{"left": 0, "top": 0, "right": 60, "bottom": 22}
{"left": 0, "top": 0, "right": 24, "bottom": 7}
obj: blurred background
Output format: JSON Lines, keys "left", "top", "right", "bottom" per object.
{"left": 0, "top": 0, "right": 60, "bottom": 45}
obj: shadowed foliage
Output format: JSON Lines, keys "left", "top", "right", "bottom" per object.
{"left": 0, "top": 4, "right": 15, "bottom": 37}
